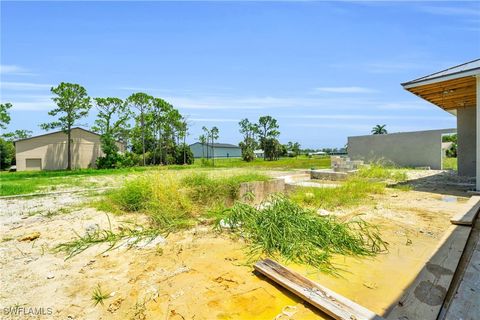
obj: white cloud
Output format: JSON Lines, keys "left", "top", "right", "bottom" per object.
{"left": 419, "top": 6, "right": 480, "bottom": 17}
{"left": 287, "top": 114, "right": 455, "bottom": 121}
{"left": 1, "top": 95, "right": 53, "bottom": 111}
{"left": 189, "top": 118, "right": 239, "bottom": 122}
{"left": 0, "top": 65, "right": 34, "bottom": 75}
{"left": 314, "top": 86, "right": 376, "bottom": 93}
{"left": 1, "top": 82, "right": 52, "bottom": 90}
{"left": 168, "top": 95, "right": 381, "bottom": 110}
{"left": 364, "top": 62, "right": 429, "bottom": 74}
{"left": 376, "top": 102, "right": 431, "bottom": 110}
{"left": 291, "top": 122, "right": 448, "bottom": 134}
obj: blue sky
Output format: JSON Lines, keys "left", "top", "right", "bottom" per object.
{"left": 1, "top": 1, "right": 479, "bottom": 148}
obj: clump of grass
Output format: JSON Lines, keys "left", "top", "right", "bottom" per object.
{"left": 53, "top": 225, "right": 160, "bottom": 259}
{"left": 290, "top": 178, "right": 385, "bottom": 210}
{"left": 219, "top": 195, "right": 386, "bottom": 273}
{"left": 110, "top": 177, "right": 152, "bottom": 212}
{"left": 356, "top": 164, "right": 407, "bottom": 182}
{"left": 182, "top": 172, "right": 270, "bottom": 203}
{"left": 91, "top": 284, "right": 110, "bottom": 306}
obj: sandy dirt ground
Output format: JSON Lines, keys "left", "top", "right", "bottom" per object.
{"left": 0, "top": 170, "right": 473, "bottom": 319}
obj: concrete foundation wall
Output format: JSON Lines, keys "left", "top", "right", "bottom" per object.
{"left": 238, "top": 179, "right": 285, "bottom": 204}
{"left": 348, "top": 128, "right": 456, "bottom": 170}
{"left": 457, "top": 107, "right": 477, "bottom": 177}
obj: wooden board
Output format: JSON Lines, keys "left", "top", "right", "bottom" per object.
{"left": 385, "top": 225, "right": 471, "bottom": 320}
{"left": 442, "top": 221, "right": 480, "bottom": 320}
{"left": 451, "top": 196, "right": 480, "bottom": 226}
{"left": 254, "top": 258, "right": 383, "bottom": 320}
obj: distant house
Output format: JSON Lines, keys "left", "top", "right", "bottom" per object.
{"left": 308, "top": 151, "right": 326, "bottom": 156}
{"left": 14, "top": 127, "right": 125, "bottom": 171}
{"left": 253, "top": 149, "right": 264, "bottom": 158}
{"left": 189, "top": 142, "right": 241, "bottom": 159}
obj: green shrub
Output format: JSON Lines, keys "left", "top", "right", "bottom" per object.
{"left": 175, "top": 144, "right": 194, "bottom": 165}
{"left": 0, "top": 138, "right": 14, "bottom": 170}
{"left": 119, "top": 152, "right": 142, "bottom": 167}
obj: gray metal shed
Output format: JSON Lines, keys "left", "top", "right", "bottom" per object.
{"left": 189, "top": 142, "right": 241, "bottom": 159}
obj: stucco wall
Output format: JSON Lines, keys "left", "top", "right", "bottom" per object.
{"left": 348, "top": 128, "right": 456, "bottom": 170}
{"left": 457, "top": 107, "right": 476, "bottom": 177}
{"left": 15, "top": 128, "right": 124, "bottom": 171}
{"left": 190, "top": 143, "right": 241, "bottom": 158}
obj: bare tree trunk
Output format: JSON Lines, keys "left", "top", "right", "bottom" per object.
{"left": 212, "top": 135, "right": 215, "bottom": 167}
{"left": 67, "top": 127, "right": 72, "bottom": 170}
{"left": 158, "top": 128, "right": 162, "bottom": 165}
{"left": 183, "top": 134, "right": 186, "bottom": 165}
{"left": 141, "top": 109, "right": 145, "bottom": 166}
{"left": 152, "top": 123, "right": 157, "bottom": 165}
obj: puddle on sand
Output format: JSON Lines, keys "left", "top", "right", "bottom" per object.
{"left": 441, "top": 195, "right": 457, "bottom": 203}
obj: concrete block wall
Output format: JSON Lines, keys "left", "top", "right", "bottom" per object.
{"left": 348, "top": 128, "right": 456, "bottom": 170}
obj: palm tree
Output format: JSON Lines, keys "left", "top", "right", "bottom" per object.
{"left": 372, "top": 124, "right": 387, "bottom": 135}
{"left": 210, "top": 126, "right": 219, "bottom": 166}
{"left": 199, "top": 134, "right": 206, "bottom": 158}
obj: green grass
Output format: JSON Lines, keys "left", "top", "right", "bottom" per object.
{"left": 355, "top": 164, "right": 407, "bottom": 182}
{"left": 195, "top": 156, "right": 331, "bottom": 170}
{"left": 0, "top": 173, "right": 92, "bottom": 196}
{"left": 0, "top": 157, "right": 329, "bottom": 196}
{"left": 0, "top": 166, "right": 157, "bottom": 196}
{"left": 443, "top": 157, "right": 457, "bottom": 170}
{"left": 290, "top": 177, "right": 385, "bottom": 210}
{"left": 91, "top": 284, "right": 110, "bottom": 307}
{"left": 218, "top": 195, "right": 387, "bottom": 273}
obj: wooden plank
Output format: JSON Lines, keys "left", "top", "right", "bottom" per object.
{"left": 451, "top": 196, "right": 480, "bottom": 226}
{"left": 385, "top": 225, "right": 471, "bottom": 320}
{"left": 442, "top": 219, "right": 480, "bottom": 320}
{"left": 254, "top": 258, "right": 383, "bottom": 320}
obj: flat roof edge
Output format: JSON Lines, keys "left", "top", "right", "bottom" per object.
{"left": 348, "top": 128, "right": 457, "bottom": 139}
{"left": 401, "top": 68, "right": 480, "bottom": 89}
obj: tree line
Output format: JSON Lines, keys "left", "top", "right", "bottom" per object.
{"left": 1, "top": 82, "right": 307, "bottom": 171}
{"left": 1, "top": 82, "right": 194, "bottom": 170}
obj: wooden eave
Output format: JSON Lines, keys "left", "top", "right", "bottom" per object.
{"left": 404, "top": 76, "right": 477, "bottom": 111}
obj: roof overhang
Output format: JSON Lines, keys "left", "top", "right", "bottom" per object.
{"left": 401, "top": 59, "right": 480, "bottom": 115}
